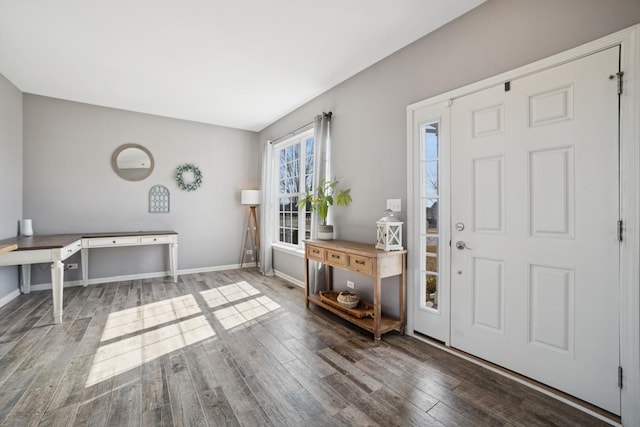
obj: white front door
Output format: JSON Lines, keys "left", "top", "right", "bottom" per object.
{"left": 450, "top": 46, "right": 621, "bottom": 414}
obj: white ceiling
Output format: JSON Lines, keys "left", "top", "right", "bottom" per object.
{"left": 0, "top": 0, "right": 484, "bottom": 131}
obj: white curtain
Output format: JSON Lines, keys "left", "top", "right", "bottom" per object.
{"left": 259, "top": 112, "right": 332, "bottom": 283}
{"left": 309, "top": 112, "right": 332, "bottom": 293}
{"left": 259, "top": 139, "right": 274, "bottom": 276}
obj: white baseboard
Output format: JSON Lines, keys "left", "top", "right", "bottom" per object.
{"left": 178, "top": 264, "right": 243, "bottom": 275}
{"left": 28, "top": 264, "right": 244, "bottom": 291}
{"left": 2, "top": 263, "right": 287, "bottom": 305}
{"left": 274, "top": 270, "right": 304, "bottom": 288}
{"left": 0, "top": 288, "right": 21, "bottom": 308}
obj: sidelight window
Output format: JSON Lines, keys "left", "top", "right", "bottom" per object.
{"left": 421, "top": 122, "right": 440, "bottom": 310}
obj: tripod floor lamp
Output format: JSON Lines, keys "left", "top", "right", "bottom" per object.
{"left": 240, "top": 190, "right": 261, "bottom": 267}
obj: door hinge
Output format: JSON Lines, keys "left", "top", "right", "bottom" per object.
{"left": 618, "top": 366, "right": 623, "bottom": 389}
{"left": 617, "top": 71, "right": 624, "bottom": 95}
{"left": 617, "top": 220, "right": 623, "bottom": 242}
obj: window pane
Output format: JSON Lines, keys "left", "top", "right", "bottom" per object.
{"left": 424, "top": 123, "right": 438, "bottom": 158}
{"left": 304, "top": 209, "right": 311, "bottom": 239}
{"left": 279, "top": 165, "right": 287, "bottom": 182}
{"left": 305, "top": 137, "right": 314, "bottom": 157}
{"left": 426, "top": 236, "right": 438, "bottom": 257}
{"left": 305, "top": 174, "right": 313, "bottom": 192}
{"left": 426, "top": 252, "right": 438, "bottom": 273}
{"left": 426, "top": 199, "right": 438, "bottom": 234}
{"left": 425, "top": 273, "right": 438, "bottom": 309}
{"left": 425, "top": 161, "right": 438, "bottom": 198}
{"left": 305, "top": 137, "right": 314, "bottom": 192}
{"left": 288, "top": 178, "right": 298, "bottom": 194}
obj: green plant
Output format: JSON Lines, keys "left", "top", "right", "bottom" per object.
{"left": 297, "top": 178, "right": 352, "bottom": 226}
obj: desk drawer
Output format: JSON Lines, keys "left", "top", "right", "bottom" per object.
{"left": 141, "top": 235, "right": 171, "bottom": 244}
{"left": 349, "top": 255, "right": 373, "bottom": 275}
{"left": 62, "top": 240, "right": 82, "bottom": 259}
{"left": 325, "top": 249, "right": 347, "bottom": 267}
{"left": 87, "top": 236, "right": 140, "bottom": 247}
{"left": 306, "top": 245, "right": 325, "bottom": 262}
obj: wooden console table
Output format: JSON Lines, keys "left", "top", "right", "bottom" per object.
{"left": 0, "top": 230, "right": 178, "bottom": 324}
{"left": 304, "top": 239, "right": 407, "bottom": 341}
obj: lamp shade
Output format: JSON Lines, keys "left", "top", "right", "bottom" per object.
{"left": 241, "top": 190, "right": 261, "bottom": 205}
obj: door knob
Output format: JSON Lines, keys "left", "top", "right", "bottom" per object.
{"left": 456, "top": 241, "right": 471, "bottom": 250}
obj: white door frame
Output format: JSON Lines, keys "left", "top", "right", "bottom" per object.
{"left": 406, "top": 24, "right": 640, "bottom": 425}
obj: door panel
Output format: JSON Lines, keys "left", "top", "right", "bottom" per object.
{"left": 450, "top": 46, "right": 620, "bottom": 414}
{"left": 529, "top": 264, "right": 573, "bottom": 353}
{"left": 529, "top": 146, "right": 574, "bottom": 237}
{"left": 472, "top": 257, "right": 505, "bottom": 333}
{"left": 473, "top": 156, "right": 504, "bottom": 233}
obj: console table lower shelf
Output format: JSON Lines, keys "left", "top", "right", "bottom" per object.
{"left": 307, "top": 293, "right": 403, "bottom": 337}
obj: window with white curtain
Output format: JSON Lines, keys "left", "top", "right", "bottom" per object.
{"left": 273, "top": 129, "right": 315, "bottom": 249}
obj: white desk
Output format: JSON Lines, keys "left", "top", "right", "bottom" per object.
{"left": 80, "top": 231, "right": 178, "bottom": 287}
{"left": 0, "top": 230, "right": 178, "bottom": 324}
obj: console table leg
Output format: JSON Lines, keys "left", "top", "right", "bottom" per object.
{"left": 374, "top": 275, "right": 382, "bottom": 342}
{"left": 51, "top": 260, "right": 64, "bottom": 324}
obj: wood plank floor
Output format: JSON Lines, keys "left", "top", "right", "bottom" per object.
{"left": 0, "top": 268, "right": 611, "bottom": 426}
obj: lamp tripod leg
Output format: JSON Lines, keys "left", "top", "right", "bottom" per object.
{"left": 241, "top": 213, "right": 251, "bottom": 268}
{"left": 250, "top": 206, "right": 260, "bottom": 267}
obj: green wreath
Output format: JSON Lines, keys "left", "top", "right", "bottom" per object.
{"left": 176, "top": 163, "right": 203, "bottom": 191}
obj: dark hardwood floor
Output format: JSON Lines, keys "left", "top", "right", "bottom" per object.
{"left": 0, "top": 268, "right": 610, "bottom": 426}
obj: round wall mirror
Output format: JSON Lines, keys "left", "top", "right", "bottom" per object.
{"left": 111, "top": 143, "right": 155, "bottom": 181}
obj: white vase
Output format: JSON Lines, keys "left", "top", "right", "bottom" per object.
{"left": 21, "top": 219, "right": 33, "bottom": 237}
{"left": 318, "top": 224, "right": 333, "bottom": 240}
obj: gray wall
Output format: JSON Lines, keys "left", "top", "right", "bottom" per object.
{"left": 259, "top": 0, "right": 640, "bottom": 311}
{"left": 23, "top": 95, "right": 259, "bottom": 284}
{"left": 0, "top": 74, "right": 22, "bottom": 298}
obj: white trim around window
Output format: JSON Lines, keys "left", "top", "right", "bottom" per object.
{"left": 271, "top": 128, "right": 315, "bottom": 251}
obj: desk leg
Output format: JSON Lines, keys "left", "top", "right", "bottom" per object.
{"left": 21, "top": 265, "right": 31, "bottom": 294}
{"left": 170, "top": 242, "right": 178, "bottom": 282}
{"left": 81, "top": 248, "right": 89, "bottom": 287}
{"left": 373, "top": 274, "right": 382, "bottom": 342}
{"left": 51, "top": 261, "right": 64, "bottom": 324}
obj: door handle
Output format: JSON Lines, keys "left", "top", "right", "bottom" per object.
{"left": 456, "top": 241, "right": 471, "bottom": 250}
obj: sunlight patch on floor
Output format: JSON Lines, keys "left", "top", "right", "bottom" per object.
{"left": 200, "top": 281, "right": 260, "bottom": 308}
{"left": 100, "top": 294, "right": 201, "bottom": 342}
{"left": 202, "top": 282, "right": 281, "bottom": 330}
{"left": 86, "top": 295, "right": 215, "bottom": 387}
{"left": 87, "top": 282, "right": 280, "bottom": 387}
